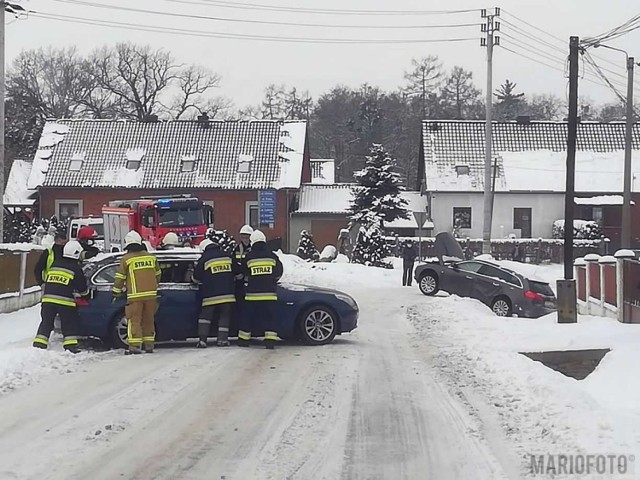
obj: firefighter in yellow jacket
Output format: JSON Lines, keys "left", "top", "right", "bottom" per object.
{"left": 112, "top": 231, "right": 161, "bottom": 354}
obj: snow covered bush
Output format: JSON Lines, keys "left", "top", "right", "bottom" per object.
{"left": 297, "top": 230, "right": 319, "bottom": 261}
{"left": 352, "top": 224, "right": 392, "bottom": 268}
{"left": 552, "top": 219, "right": 602, "bottom": 240}
{"left": 349, "top": 144, "right": 409, "bottom": 227}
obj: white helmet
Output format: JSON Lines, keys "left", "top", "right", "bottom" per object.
{"left": 162, "top": 232, "right": 180, "bottom": 246}
{"left": 63, "top": 240, "right": 83, "bottom": 260}
{"left": 124, "top": 230, "right": 143, "bottom": 246}
{"left": 250, "top": 230, "right": 266, "bottom": 246}
{"left": 199, "top": 239, "right": 213, "bottom": 251}
{"left": 240, "top": 224, "right": 254, "bottom": 235}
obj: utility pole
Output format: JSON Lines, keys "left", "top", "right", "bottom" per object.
{"left": 557, "top": 36, "right": 580, "bottom": 324}
{"left": 0, "top": 3, "right": 5, "bottom": 244}
{"left": 481, "top": 8, "right": 500, "bottom": 254}
{"left": 622, "top": 56, "right": 634, "bottom": 248}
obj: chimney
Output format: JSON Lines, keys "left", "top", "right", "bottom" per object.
{"left": 516, "top": 115, "right": 531, "bottom": 125}
{"left": 197, "top": 112, "right": 210, "bottom": 130}
{"left": 142, "top": 114, "right": 159, "bottom": 123}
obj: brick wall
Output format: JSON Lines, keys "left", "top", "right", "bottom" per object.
{"left": 40, "top": 187, "right": 294, "bottom": 251}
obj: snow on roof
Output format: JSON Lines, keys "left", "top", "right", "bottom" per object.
{"left": 276, "top": 122, "right": 307, "bottom": 189}
{"left": 296, "top": 184, "right": 431, "bottom": 229}
{"left": 3, "top": 160, "right": 36, "bottom": 206}
{"left": 34, "top": 119, "right": 308, "bottom": 191}
{"left": 310, "top": 159, "right": 335, "bottom": 184}
{"left": 422, "top": 120, "right": 640, "bottom": 193}
{"left": 101, "top": 166, "right": 145, "bottom": 187}
{"left": 575, "top": 195, "right": 635, "bottom": 206}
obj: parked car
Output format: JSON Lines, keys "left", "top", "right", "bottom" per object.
{"left": 414, "top": 232, "right": 557, "bottom": 318}
{"left": 78, "top": 251, "right": 359, "bottom": 347}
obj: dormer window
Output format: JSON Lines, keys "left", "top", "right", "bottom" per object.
{"left": 69, "top": 152, "right": 85, "bottom": 172}
{"left": 455, "top": 165, "right": 470, "bottom": 176}
{"left": 237, "top": 154, "right": 253, "bottom": 174}
{"left": 181, "top": 154, "right": 197, "bottom": 173}
{"left": 125, "top": 148, "right": 145, "bottom": 171}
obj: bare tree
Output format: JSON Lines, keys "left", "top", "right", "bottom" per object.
{"left": 440, "top": 66, "right": 482, "bottom": 119}
{"left": 162, "top": 65, "right": 222, "bottom": 119}
{"left": 403, "top": 56, "right": 443, "bottom": 119}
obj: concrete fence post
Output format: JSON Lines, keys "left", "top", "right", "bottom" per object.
{"left": 614, "top": 249, "right": 636, "bottom": 323}
{"left": 18, "top": 252, "right": 27, "bottom": 303}
{"left": 599, "top": 255, "right": 616, "bottom": 317}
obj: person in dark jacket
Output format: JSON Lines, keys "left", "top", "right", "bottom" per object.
{"left": 77, "top": 226, "right": 100, "bottom": 260}
{"left": 33, "top": 241, "right": 89, "bottom": 353}
{"left": 232, "top": 225, "right": 253, "bottom": 329}
{"left": 34, "top": 229, "right": 67, "bottom": 286}
{"left": 401, "top": 240, "right": 418, "bottom": 287}
{"left": 192, "top": 233, "right": 237, "bottom": 348}
{"left": 239, "top": 230, "right": 283, "bottom": 349}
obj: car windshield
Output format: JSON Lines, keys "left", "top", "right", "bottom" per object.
{"left": 528, "top": 280, "right": 555, "bottom": 296}
{"left": 158, "top": 207, "right": 204, "bottom": 227}
{"left": 91, "top": 223, "right": 105, "bottom": 238}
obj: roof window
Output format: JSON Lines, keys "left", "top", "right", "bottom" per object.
{"left": 125, "top": 148, "right": 145, "bottom": 171}
{"left": 181, "top": 154, "right": 197, "bottom": 173}
{"left": 237, "top": 154, "right": 253, "bottom": 174}
{"left": 69, "top": 152, "right": 85, "bottom": 172}
{"left": 455, "top": 165, "right": 470, "bottom": 176}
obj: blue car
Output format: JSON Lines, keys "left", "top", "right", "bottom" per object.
{"left": 79, "top": 250, "right": 359, "bottom": 348}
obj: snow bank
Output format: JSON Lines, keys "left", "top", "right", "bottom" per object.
{"left": 575, "top": 195, "right": 634, "bottom": 206}
{"left": 0, "top": 243, "right": 45, "bottom": 252}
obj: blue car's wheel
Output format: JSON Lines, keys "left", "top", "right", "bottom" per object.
{"left": 110, "top": 313, "right": 129, "bottom": 349}
{"left": 298, "top": 306, "right": 337, "bottom": 346}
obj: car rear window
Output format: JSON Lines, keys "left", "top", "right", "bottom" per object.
{"left": 529, "top": 280, "right": 555, "bottom": 296}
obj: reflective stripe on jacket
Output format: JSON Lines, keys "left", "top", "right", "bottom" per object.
{"left": 193, "top": 245, "right": 237, "bottom": 307}
{"left": 42, "top": 259, "right": 89, "bottom": 307}
{"left": 112, "top": 252, "right": 161, "bottom": 301}
{"left": 241, "top": 245, "right": 283, "bottom": 302}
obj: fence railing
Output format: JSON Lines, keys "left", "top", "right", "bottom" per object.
{"left": 574, "top": 250, "right": 637, "bottom": 322}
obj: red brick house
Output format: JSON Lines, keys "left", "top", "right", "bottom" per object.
{"left": 27, "top": 119, "right": 310, "bottom": 251}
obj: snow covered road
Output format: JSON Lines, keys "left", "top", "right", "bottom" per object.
{"left": 0, "top": 263, "right": 511, "bottom": 480}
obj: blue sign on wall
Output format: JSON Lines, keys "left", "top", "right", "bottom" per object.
{"left": 259, "top": 190, "right": 276, "bottom": 226}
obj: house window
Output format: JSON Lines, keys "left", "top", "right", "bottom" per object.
{"left": 455, "top": 165, "right": 470, "bottom": 176}
{"left": 55, "top": 200, "right": 83, "bottom": 221}
{"left": 238, "top": 154, "right": 253, "bottom": 174}
{"left": 69, "top": 152, "right": 84, "bottom": 172}
{"left": 453, "top": 207, "right": 471, "bottom": 229}
{"left": 126, "top": 159, "right": 141, "bottom": 170}
{"left": 245, "top": 201, "right": 259, "bottom": 229}
{"left": 180, "top": 155, "right": 197, "bottom": 173}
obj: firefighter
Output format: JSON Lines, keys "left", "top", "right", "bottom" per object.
{"left": 112, "top": 231, "right": 161, "bottom": 355}
{"left": 232, "top": 225, "right": 253, "bottom": 327}
{"left": 77, "top": 226, "right": 100, "bottom": 260}
{"left": 159, "top": 232, "right": 180, "bottom": 250}
{"left": 32, "top": 240, "right": 88, "bottom": 353}
{"left": 192, "top": 232, "right": 237, "bottom": 348}
{"left": 34, "top": 228, "right": 67, "bottom": 286}
{"left": 239, "top": 230, "right": 283, "bottom": 349}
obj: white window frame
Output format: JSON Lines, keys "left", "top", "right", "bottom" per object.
{"left": 55, "top": 199, "right": 84, "bottom": 220}
{"left": 180, "top": 158, "right": 197, "bottom": 173}
{"left": 245, "top": 200, "right": 259, "bottom": 229}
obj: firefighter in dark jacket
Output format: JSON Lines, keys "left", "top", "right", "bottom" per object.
{"left": 77, "top": 226, "right": 101, "bottom": 260}
{"left": 192, "top": 232, "right": 237, "bottom": 348}
{"left": 239, "top": 230, "right": 283, "bottom": 349}
{"left": 34, "top": 229, "right": 67, "bottom": 285}
{"left": 33, "top": 240, "right": 88, "bottom": 353}
{"left": 232, "top": 225, "right": 253, "bottom": 322}
{"left": 401, "top": 240, "right": 418, "bottom": 287}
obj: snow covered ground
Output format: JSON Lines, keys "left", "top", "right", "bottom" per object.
{"left": 0, "top": 255, "right": 637, "bottom": 479}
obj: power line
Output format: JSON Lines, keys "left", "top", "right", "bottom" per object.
{"left": 501, "top": 9, "right": 565, "bottom": 44}
{"left": 29, "top": 11, "right": 479, "bottom": 44}
{"left": 159, "top": 0, "right": 479, "bottom": 16}
{"left": 500, "top": 18, "right": 566, "bottom": 55}
{"left": 48, "top": 0, "right": 480, "bottom": 29}
{"left": 582, "top": 13, "right": 640, "bottom": 47}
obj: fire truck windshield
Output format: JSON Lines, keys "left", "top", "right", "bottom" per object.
{"left": 158, "top": 206, "right": 204, "bottom": 227}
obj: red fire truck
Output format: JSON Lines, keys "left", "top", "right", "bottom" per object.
{"left": 102, "top": 195, "right": 213, "bottom": 251}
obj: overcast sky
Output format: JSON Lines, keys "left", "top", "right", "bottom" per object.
{"left": 6, "top": 0, "right": 640, "bottom": 111}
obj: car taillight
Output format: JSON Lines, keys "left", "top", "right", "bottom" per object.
{"left": 524, "top": 290, "right": 544, "bottom": 302}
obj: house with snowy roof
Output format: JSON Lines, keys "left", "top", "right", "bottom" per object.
{"left": 309, "top": 159, "right": 335, "bottom": 184}
{"left": 418, "top": 119, "right": 640, "bottom": 247}
{"left": 3, "top": 160, "right": 37, "bottom": 214}
{"left": 290, "top": 184, "right": 430, "bottom": 249}
{"left": 27, "top": 118, "right": 310, "bottom": 251}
